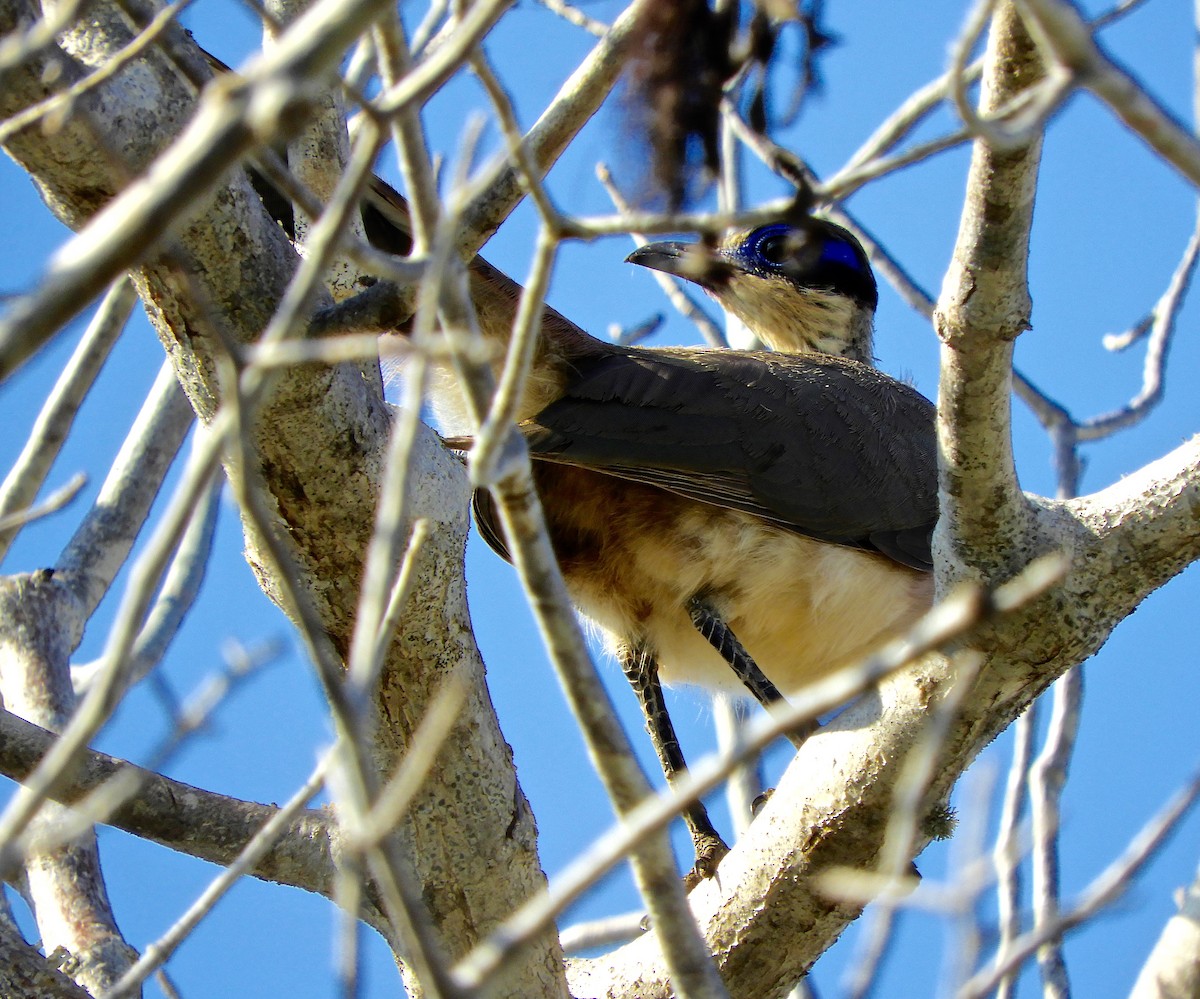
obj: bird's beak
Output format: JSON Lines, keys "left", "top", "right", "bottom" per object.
{"left": 626, "top": 240, "right": 721, "bottom": 287}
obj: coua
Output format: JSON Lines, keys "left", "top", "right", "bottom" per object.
{"left": 289, "top": 175, "right": 939, "bottom": 879}
{"left": 461, "top": 218, "right": 936, "bottom": 698}
{"left": 440, "top": 207, "right": 937, "bottom": 879}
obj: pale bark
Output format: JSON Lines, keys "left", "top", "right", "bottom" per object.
{"left": 1131, "top": 864, "right": 1200, "bottom": 999}
{"left": 0, "top": 2, "right": 565, "bottom": 995}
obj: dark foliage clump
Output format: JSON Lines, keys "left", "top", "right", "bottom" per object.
{"left": 625, "top": 0, "right": 736, "bottom": 210}
{"left": 622, "top": 0, "right": 838, "bottom": 210}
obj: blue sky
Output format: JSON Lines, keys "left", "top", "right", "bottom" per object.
{"left": 2, "top": 1, "right": 1199, "bottom": 996}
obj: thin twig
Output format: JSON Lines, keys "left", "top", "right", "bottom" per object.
{"left": 57, "top": 362, "right": 194, "bottom": 619}
{"left": 372, "top": 12, "right": 440, "bottom": 251}
{"left": 1029, "top": 668, "right": 1083, "bottom": 999}
{"left": 469, "top": 231, "right": 558, "bottom": 485}
{"left": 57, "top": 362, "right": 195, "bottom": 619}
{"left": 993, "top": 707, "right": 1037, "bottom": 999}
{"left": 1018, "top": 0, "right": 1200, "bottom": 187}
{"left": 1079, "top": 216, "right": 1200, "bottom": 440}
{"left": 71, "top": 469, "right": 221, "bottom": 697}
{"left": 352, "top": 673, "right": 470, "bottom": 847}
{"left": 17, "top": 639, "right": 284, "bottom": 860}
{"left": 0, "top": 0, "right": 88, "bottom": 73}
{"left": 0, "top": 423, "right": 225, "bottom": 870}
{"left": 0, "top": 474, "right": 87, "bottom": 536}
{"left": 595, "top": 163, "right": 727, "bottom": 349}
{"left": 0, "top": 279, "right": 133, "bottom": 561}
{"left": 960, "top": 769, "right": 1200, "bottom": 999}
{"left": 0, "top": 0, "right": 404, "bottom": 382}
{"left": 470, "top": 49, "right": 565, "bottom": 231}
{"left": 943, "top": 765, "right": 1001, "bottom": 997}
{"left": 559, "top": 911, "right": 647, "bottom": 954}
{"left": 101, "top": 755, "right": 331, "bottom": 998}
{"left": 841, "top": 651, "right": 985, "bottom": 999}
{"left": 409, "top": 0, "right": 449, "bottom": 55}
{"left": 432, "top": 127, "right": 730, "bottom": 999}
{"left": 373, "top": 0, "right": 512, "bottom": 116}
{"left": 536, "top": 0, "right": 607, "bottom": 36}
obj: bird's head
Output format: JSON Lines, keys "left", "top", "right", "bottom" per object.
{"left": 626, "top": 220, "right": 878, "bottom": 364}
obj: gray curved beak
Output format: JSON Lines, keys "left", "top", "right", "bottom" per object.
{"left": 626, "top": 240, "right": 691, "bottom": 274}
{"left": 626, "top": 240, "right": 721, "bottom": 287}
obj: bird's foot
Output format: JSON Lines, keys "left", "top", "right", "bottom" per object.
{"left": 683, "top": 832, "right": 730, "bottom": 891}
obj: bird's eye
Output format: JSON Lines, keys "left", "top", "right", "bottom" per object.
{"left": 747, "top": 224, "right": 800, "bottom": 268}
{"left": 757, "top": 232, "right": 791, "bottom": 265}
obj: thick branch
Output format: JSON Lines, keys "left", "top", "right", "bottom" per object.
{"left": 934, "top": 0, "right": 1045, "bottom": 582}
{"left": 1064, "top": 435, "right": 1200, "bottom": 604}
{"left": 0, "top": 706, "right": 353, "bottom": 915}
{"left": 0, "top": 7, "right": 564, "bottom": 995}
{"left": 0, "top": 914, "right": 93, "bottom": 999}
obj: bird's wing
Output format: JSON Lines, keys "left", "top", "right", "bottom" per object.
{"left": 520, "top": 349, "right": 938, "bottom": 571}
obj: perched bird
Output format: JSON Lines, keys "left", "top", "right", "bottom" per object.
{"left": 455, "top": 214, "right": 937, "bottom": 880}
{"left": 260, "top": 168, "right": 938, "bottom": 880}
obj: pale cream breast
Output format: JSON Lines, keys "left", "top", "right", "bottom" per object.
{"left": 552, "top": 475, "right": 932, "bottom": 695}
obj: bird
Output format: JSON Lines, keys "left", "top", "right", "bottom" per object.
{"left": 451, "top": 213, "right": 937, "bottom": 881}
{"left": 254, "top": 166, "right": 938, "bottom": 881}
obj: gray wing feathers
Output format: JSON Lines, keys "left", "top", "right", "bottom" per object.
{"left": 521, "top": 350, "right": 937, "bottom": 570}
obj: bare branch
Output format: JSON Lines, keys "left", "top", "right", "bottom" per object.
{"left": 457, "top": 0, "right": 656, "bottom": 254}
{"left": 560, "top": 912, "right": 647, "bottom": 955}
{"left": 961, "top": 769, "right": 1200, "bottom": 999}
{"left": 934, "top": 0, "right": 1044, "bottom": 580}
{"left": 0, "top": 279, "right": 133, "bottom": 562}
{"left": 0, "top": 706, "right": 350, "bottom": 910}
{"left": 57, "top": 362, "right": 194, "bottom": 622}
{"left": 1067, "top": 435, "right": 1200, "bottom": 601}
{"left": 0, "top": 475, "right": 88, "bottom": 537}
{"left": 104, "top": 755, "right": 331, "bottom": 998}
{"left": 536, "top": 0, "right": 607, "bottom": 36}
{"left": 0, "top": 570, "right": 138, "bottom": 992}
{"left": 0, "top": 428, "right": 224, "bottom": 860}
{"left": 595, "top": 163, "right": 728, "bottom": 348}
{"left": 71, "top": 471, "right": 222, "bottom": 697}
{"left": 0, "top": 0, "right": 402, "bottom": 381}
{"left": 993, "top": 708, "right": 1037, "bottom": 999}
{"left": 428, "top": 158, "right": 727, "bottom": 995}
{"left": 373, "top": 0, "right": 513, "bottom": 117}
{"left": 1079, "top": 217, "right": 1200, "bottom": 440}
{"left": 463, "top": 558, "right": 1067, "bottom": 996}
{"left": 1017, "top": 0, "right": 1200, "bottom": 188}
{"left": 1029, "top": 669, "right": 1083, "bottom": 998}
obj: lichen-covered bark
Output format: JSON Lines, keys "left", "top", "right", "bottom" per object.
{"left": 0, "top": 3, "right": 565, "bottom": 995}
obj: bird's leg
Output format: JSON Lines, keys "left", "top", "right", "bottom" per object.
{"left": 618, "top": 643, "right": 729, "bottom": 888}
{"left": 686, "top": 596, "right": 815, "bottom": 750}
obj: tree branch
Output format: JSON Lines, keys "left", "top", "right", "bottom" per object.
{"left": 0, "top": 703, "right": 385, "bottom": 927}
{"left": 1, "top": 5, "right": 566, "bottom": 994}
